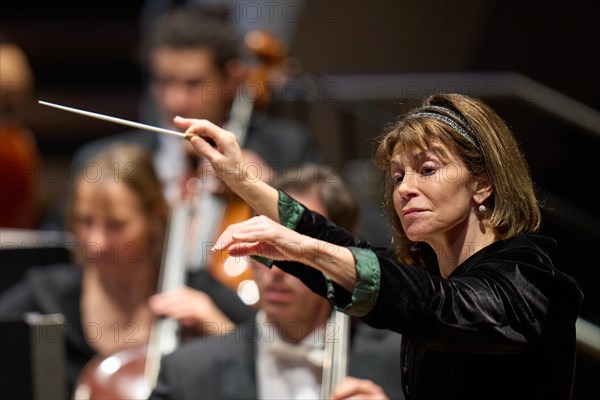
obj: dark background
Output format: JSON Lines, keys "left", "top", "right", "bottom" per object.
{"left": 1, "top": 1, "right": 598, "bottom": 398}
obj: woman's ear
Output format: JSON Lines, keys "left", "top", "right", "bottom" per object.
{"left": 472, "top": 179, "right": 493, "bottom": 205}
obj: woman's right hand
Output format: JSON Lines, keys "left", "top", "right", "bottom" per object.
{"left": 174, "top": 116, "right": 250, "bottom": 186}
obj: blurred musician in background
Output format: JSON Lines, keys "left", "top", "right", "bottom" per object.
{"left": 0, "top": 143, "right": 254, "bottom": 398}
{"left": 0, "top": 36, "right": 41, "bottom": 229}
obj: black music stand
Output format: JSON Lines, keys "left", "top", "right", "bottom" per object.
{"left": 0, "top": 313, "right": 67, "bottom": 399}
{"left": 0, "top": 228, "right": 75, "bottom": 294}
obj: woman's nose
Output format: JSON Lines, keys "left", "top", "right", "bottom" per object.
{"left": 397, "top": 171, "right": 419, "bottom": 198}
{"left": 87, "top": 227, "right": 108, "bottom": 249}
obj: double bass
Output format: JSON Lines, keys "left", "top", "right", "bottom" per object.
{"left": 72, "top": 29, "right": 290, "bottom": 400}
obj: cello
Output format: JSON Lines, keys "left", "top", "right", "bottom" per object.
{"left": 72, "top": 29, "right": 291, "bottom": 399}
{"left": 320, "top": 310, "right": 351, "bottom": 399}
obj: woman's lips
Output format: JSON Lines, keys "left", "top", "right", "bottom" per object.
{"left": 402, "top": 208, "right": 426, "bottom": 219}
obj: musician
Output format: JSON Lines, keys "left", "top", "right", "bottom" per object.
{"left": 0, "top": 36, "right": 41, "bottom": 229}
{"left": 148, "top": 164, "right": 405, "bottom": 400}
{"left": 0, "top": 143, "right": 255, "bottom": 399}
{"left": 72, "top": 4, "right": 318, "bottom": 206}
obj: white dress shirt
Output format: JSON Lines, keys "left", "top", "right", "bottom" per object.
{"left": 154, "top": 132, "right": 187, "bottom": 205}
{"left": 255, "top": 310, "right": 326, "bottom": 400}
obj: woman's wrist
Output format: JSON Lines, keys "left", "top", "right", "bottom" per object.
{"left": 297, "top": 236, "right": 356, "bottom": 292}
{"left": 232, "top": 178, "right": 280, "bottom": 221}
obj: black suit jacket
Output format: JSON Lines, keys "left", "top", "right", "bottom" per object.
{"left": 149, "top": 320, "right": 406, "bottom": 400}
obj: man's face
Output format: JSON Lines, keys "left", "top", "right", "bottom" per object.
{"left": 252, "top": 262, "right": 330, "bottom": 330}
{"left": 150, "top": 47, "right": 234, "bottom": 125}
{"left": 252, "top": 186, "right": 332, "bottom": 329}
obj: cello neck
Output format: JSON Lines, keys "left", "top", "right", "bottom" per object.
{"left": 320, "top": 310, "right": 351, "bottom": 399}
{"left": 144, "top": 203, "right": 191, "bottom": 389}
{"left": 223, "top": 87, "right": 254, "bottom": 145}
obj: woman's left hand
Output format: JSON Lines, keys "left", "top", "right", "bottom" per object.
{"left": 213, "top": 215, "right": 311, "bottom": 263}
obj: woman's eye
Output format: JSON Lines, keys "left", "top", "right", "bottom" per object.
{"left": 107, "top": 220, "right": 125, "bottom": 232}
{"left": 421, "top": 163, "right": 438, "bottom": 176}
{"left": 392, "top": 174, "right": 404, "bottom": 186}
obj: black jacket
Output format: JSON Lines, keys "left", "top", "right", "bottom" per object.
{"left": 275, "top": 209, "right": 583, "bottom": 400}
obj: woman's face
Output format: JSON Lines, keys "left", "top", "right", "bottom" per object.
{"left": 391, "top": 143, "right": 477, "bottom": 247}
{"left": 72, "top": 180, "right": 158, "bottom": 272}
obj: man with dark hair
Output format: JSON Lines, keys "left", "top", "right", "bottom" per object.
{"left": 73, "top": 4, "right": 318, "bottom": 205}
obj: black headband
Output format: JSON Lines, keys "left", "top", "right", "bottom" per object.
{"left": 406, "top": 105, "right": 480, "bottom": 149}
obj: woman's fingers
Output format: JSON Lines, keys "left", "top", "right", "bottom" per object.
{"left": 212, "top": 216, "right": 306, "bottom": 263}
{"left": 174, "top": 116, "right": 250, "bottom": 187}
{"left": 226, "top": 242, "right": 263, "bottom": 257}
{"left": 174, "top": 117, "right": 230, "bottom": 154}
{"left": 213, "top": 216, "right": 268, "bottom": 250}
{"left": 173, "top": 116, "right": 220, "bottom": 137}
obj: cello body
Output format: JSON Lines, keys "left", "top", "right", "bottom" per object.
{"left": 73, "top": 345, "right": 150, "bottom": 400}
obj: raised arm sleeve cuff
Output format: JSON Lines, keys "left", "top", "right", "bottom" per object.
{"left": 278, "top": 190, "right": 305, "bottom": 229}
{"left": 326, "top": 247, "right": 380, "bottom": 317}
{"left": 251, "top": 190, "right": 305, "bottom": 268}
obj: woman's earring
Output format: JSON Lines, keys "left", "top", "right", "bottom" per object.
{"left": 478, "top": 204, "right": 487, "bottom": 213}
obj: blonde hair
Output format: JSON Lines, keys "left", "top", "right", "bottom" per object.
{"left": 374, "top": 93, "right": 540, "bottom": 267}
